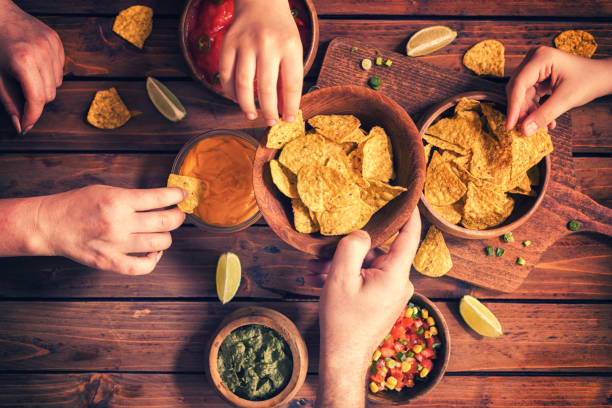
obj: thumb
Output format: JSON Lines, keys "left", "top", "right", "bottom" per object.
{"left": 328, "top": 230, "right": 371, "bottom": 291}
{"left": 521, "top": 83, "right": 573, "bottom": 136}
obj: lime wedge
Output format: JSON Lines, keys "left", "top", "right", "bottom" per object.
{"left": 216, "top": 252, "right": 241, "bottom": 304}
{"left": 459, "top": 295, "right": 503, "bottom": 338}
{"left": 406, "top": 25, "right": 457, "bottom": 57}
{"left": 146, "top": 76, "right": 187, "bottom": 122}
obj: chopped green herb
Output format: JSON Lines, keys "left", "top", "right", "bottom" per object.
{"left": 291, "top": 8, "right": 298, "bottom": 18}
{"left": 370, "top": 363, "right": 378, "bottom": 374}
{"left": 407, "top": 351, "right": 415, "bottom": 358}
{"left": 523, "top": 240, "right": 531, "bottom": 247}
{"left": 503, "top": 232, "right": 514, "bottom": 243}
{"left": 495, "top": 248, "right": 505, "bottom": 257}
{"left": 361, "top": 58, "right": 372, "bottom": 71}
{"left": 485, "top": 245, "right": 494, "bottom": 256}
{"left": 432, "top": 342, "right": 442, "bottom": 349}
{"left": 398, "top": 339, "right": 409, "bottom": 345}
{"left": 368, "top": 76, "right": 381, "bottom": 90}
{"left": 384, "top": 59, "right": 392, "bottom": 67}
{"left": 375, "top": 50, "right": 380, "bottom": 55}
{"left": 396, "top": 352, "right": 407, "bottom": 362}
{"left": 416, "top": 327, "right": 424, "bottom": 335}
{"left": 350, "top": 46, "right": 358, "bottom": 53}
{"left": 375, "top": 57, "right": 383, "bottom": 66}
{"left": 516, "top": 257, "right": 526, "bottom": 266}
{"left": 417, "top": 364, "right": 423, "bottom": 371}
{"left": 567, "top": 220, "right": 581, "bottom": 231}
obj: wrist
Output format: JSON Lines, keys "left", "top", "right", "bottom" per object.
{"left": 0, "top": 196, "right": 53, "bottom": 256}
{"left": 316, "top": 345, "right": 369, "bottom": 408}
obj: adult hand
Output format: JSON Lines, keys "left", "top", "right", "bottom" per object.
{"left": 506, "top": 46, "right": 612, "bottom": 136}
{"left": 35, "top": 185, "right": 186, "bottom": 275}
{"left": 312, "top": 209, "right": 421, "bottom": 408}
{"left": 0, "top": 0, "right": 64, "bottom": 134}
{"left": 219, "top": 0, "right": 303, "bottom": 125}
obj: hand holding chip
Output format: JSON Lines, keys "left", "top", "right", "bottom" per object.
{"left": 312, "top": 209, "right": 421, "bottom": 407}
{"left": 506, "top": 46, "right": 612, "bottom": 136}
{"left": 219, "top": 0, "right": 303, "bottom": 125}
{"left": 0, "top": 0, "right": 64, "bottom": 134}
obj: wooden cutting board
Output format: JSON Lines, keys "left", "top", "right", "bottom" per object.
{"left": 315, "top": 37, "right": 612, "bottom": 293}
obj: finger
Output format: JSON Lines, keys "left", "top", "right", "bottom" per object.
{"left": 328, "top": 230, "right": 371, "bottom": 293}
{"left": 50, "top": 31, "right": 65, "bottom": 86}
{"left": 521, "top": 84, "right": 574, "bottom": 136}
{"left": 234, "top": 48, "right": 257, "bottom": 120}
{"left": 132, "top": 207, "right": 185, "bottom": 233}
{"left": 10, "top": 59, "right": 46, "bottom": 133}
{"left": 548, "top": 119, "right": 557, "bottom": 129}
{"left": 38, "top": 62, "right": 56, "bottom": 102}
{"left": 113, "top": 251, "right": 164, "bottom": 276}
{"left": 279, "top": 48, "right": 303, "bottom": 121}
{"left": 505, "top": 51, "right": 545, "bottom": 130}
{"left": 256, "top": 54, "right": 280, "bottom": 126}
{"left": 129, "top": 187, "right": 188, "bottom": 211}
{"left": 219, "top": 38, "right": 237, "bottom": 101}
{"left": 0, "top": 76, "right": 23, "bottom": 133}
{"left": 126, "top": 232, "right": 173, "bottom": 253}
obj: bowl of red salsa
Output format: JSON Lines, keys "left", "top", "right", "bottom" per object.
{"left": 367, "top": 292, "right": 451, "bottom": 404}
{"left": 180, "top": 0, "right": 318, "bottom": 97}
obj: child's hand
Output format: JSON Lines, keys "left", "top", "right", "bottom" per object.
{"left": 506, "top": 46, "right": 612, "bottom": 136}
{"left": 219, "top": 0, "right": 303, "bottom": 125}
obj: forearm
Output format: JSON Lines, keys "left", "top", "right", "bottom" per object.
{"left": 0, "top": 196, "right": 51, "bottom": 256}
{"left": 593, "top": 58, "right": 612, "bottom": 97}
{"left": 316, "top": 350, "right": 369, "bottom": 408}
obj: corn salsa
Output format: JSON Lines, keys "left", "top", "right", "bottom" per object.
{"left": 369, "top": 302, "right": 442, "bottom": 393}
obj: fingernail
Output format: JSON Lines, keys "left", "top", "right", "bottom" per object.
{"left": 10, "top": 115, "right": 21, "bottom": 134}
{"left": 22, "top": 125, "right": 33, "bottom": 135}
{"left": 246, "top": 112, "right": 257, "bottom": 120}
{"left": 285, "top": 115, "right": 295, "bottom": 123}
{"left": 266, "top": 119, "right": 278, "bottom": 126}
{"left": 524, "top": 121, "right": 538, "bottom": 137}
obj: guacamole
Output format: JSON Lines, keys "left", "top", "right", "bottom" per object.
{"left": 217, "top": 324, "right": 292, "bottom": 400}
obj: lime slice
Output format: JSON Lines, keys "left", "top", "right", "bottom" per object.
{"left": 406, "top": 25, "right": 457, "bottom": 57}
{"left": 216, "top": 252, "right": 242, "bottom": 304}
{"left": 146, "top": 76, "right": 187, "bottom": 122}
{"left": 459, "top": 295, "right": 503, "bottom": 338}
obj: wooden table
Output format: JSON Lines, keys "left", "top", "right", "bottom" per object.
{"left": 1, "top": 1, "right": 611, "bottom": 406}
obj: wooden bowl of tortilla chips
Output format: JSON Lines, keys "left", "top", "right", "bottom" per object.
{"left": 253, "top": 85, "right": 426, "bottom": 257}
{"left": 418, "top": 92, "right": 552, "bottom": 240}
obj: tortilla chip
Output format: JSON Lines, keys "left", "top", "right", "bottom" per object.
{"left": 455, "top": 98, "right": 481, "bottom": 114}
{"left": 423, "top": 144, "right": 433, "bottom": 165}
{"left": 554, "top": 30, "right": 597, "bottom": 58}
{"left": 112, "top": 5, "right": 153, "bottom": 49}
{"left": 463, "top": 40, "right": 505, "bottom": 77}
{"left": 317, "top": 199, "right": 374, "bottom": 236}
{"left": 527, "top": 165, "right": 540, "bottom": 186}
{"left": 292, "top": 198, "right": 319, "bottom": 233}
{"left": 167, "top": 173, "right": 206, "bottom": 214}
{"left": 461, "top": 182, "right": 514, "bottom": 229}
{"left": 297, "top": 165, "right": 360, "bottom": 213}
{"left": 342, "top": 127, "right": 369, "bottom": 144}
{"left": 270, "top": 160, "right": 298, "bottom": 198}
{"left": 425, "top": 151, "right": 467, "bottom": 206}
{"left": 361, "top": 126, "right": 395, "bottom": 182}
{"left": 308, "top": 114, "right": 361, "bottom": 144}
{"left": 279, "top": 132, "right": 346, "bottom": 175}
{"left": 86, "top": 87, "right": 131, "bottom": 129}
{"left": 360, "top": 179, "right": 406, "bottom": 212}
{"left": 432, "top": 202, "right": 463, "bottom": 225}
{"left": 413, "top": 226, "right": 453, "bottom": 277}
{"left": 266, "top": 110, "right": 305, "bottom": 149}
{"left": 340, "top": 142, "right": 356, "bottom": 154}
{"left": 425, "top": 113, "right": 482, "bottom": 153}
{"left": 422, "top": 134, "right": 468, "bottom": 156}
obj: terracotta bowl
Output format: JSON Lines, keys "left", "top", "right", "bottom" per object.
{"left": 368, "top": 292, "right": 451, "bottom": 404}
{"left": 180, "top": 0, "right": 319, "bottom": 98}
{"left": 207, "top": 306, "right": 308, "bottom": 408}
{"left": 253, "top": 85, "right": 426, "bottom": 257}
{"left": 418, "top": 91, "right": 551, "bottom": 240}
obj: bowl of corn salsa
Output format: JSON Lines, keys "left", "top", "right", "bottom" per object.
{"left": 367, "top": 292, "right": 450, "bottom": 404}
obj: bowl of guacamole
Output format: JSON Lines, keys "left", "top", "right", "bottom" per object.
{"left": 207, "top": 307, "right": 308, "bottom": 407}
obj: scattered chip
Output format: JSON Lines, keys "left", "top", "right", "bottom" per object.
{"left": 308, "top": 114, "right": 361, "bottom": 144}
{"left": 292, "top": 198, "right": 319, "bottom": 233}
{"left": 270, "top": 160, "right": 298, "bottom": 199}
{"left": 413, "top": 226, "right": 453, "bottom": 277}
{"left": 361, "top": 126, "right": 395, "bottom": 182}
{"left": 112, "top": 5, "right": 153, "bottom": 49}
{"left": 463, "top": 40, "right": 505, "bottom": 77}
{"left": 554, "top": 30, "right": 597, "bottom": 58}
{"left": 86, "top": 87, "right": 131, "bottom": 129}
{"left": 167, "top": 173, "right": 206, "bottom": 214}
{"left": 425, "top": 151, "right": 467, "bottom": 206}
{"left": 266, "top": 110, "right": 305, "bottom": 149}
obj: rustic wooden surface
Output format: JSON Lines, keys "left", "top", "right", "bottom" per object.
{"left": 0, "top": 0, "right": 610, "bottom": 406}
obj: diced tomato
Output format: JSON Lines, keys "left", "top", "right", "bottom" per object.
{"left": 380, "top": 347, "right": 395, "bottom": 358}
{"left": 390, "top": 325, "right": 405, "bottom": 340}
{"left": 393, "top": 342, "right": 404, "bottom": 353}
{"left": 415, "top": 353, "right": 423, "bottom": 363}
{"left": 401, "top": 317, "right": 414, "bottom": 327}
{"left": 421, "top": 348, "right": 435, "bottom": 359}
{"left": 408, "top": 333, "right": 419, "bottom": 345}
{"left": 390, "top": 367, "right": 403, "bottom": 379}
{"left": 382, "top": 336, "right": 394, "bottom": 349}
{"left": 371, "top": 369, "right": 386, "bottom": 383}
{"left": 426, "top": 337, "right": 435, "bottom": 348}
{"left": 421, "top": 358, "right": 433, "bottom": 371}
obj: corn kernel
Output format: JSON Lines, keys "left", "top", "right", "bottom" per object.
{"left": 412, "top": 344, "right": 423, "bottom": 354}
{"left": 401, "top": 361, "right": 412, "bottom": 372}
{"left": 420, "top": 367, "right": 430, "bottom": 378}
{"left": 385, "top": 357, "right": 396, "bottom": 369}
{"left": 405, "top": 307, "right": 413, "bottom": 318}
{"left": 424, "top": 330, "right": 432, "bottom": 339}
{"left": 372, "top": 350, "right": 381, "bottom": 361}
{"left": 386, "top": 376, "right": 398, "bottom": 390}
{"left": 421, "top": 308, "right": 429, "bottom": 319}
{"left": 369, "top": 381, "right": 379, "bottom": 393}
{"left": 427, "top": 316, "right": 435, "bottom": 326}
{"left": 429, "top": 326, "right": 438, "bottom": 336}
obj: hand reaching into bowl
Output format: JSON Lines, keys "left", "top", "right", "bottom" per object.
{"left": 310, "top": 208, "right": 421, "bottom": 408}
{"left": 506, "top": 46, "right": 612, "bottom": 136}
{"left": 219, "top": 0, "right": 303, "bottom": 126}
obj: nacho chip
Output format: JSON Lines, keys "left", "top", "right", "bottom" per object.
{"left": 422, "top": 134, "right": 468, "bottom": 156}
{"left": 508, "top": 172, "right": 536, "bottom": 196}
{"left": 425, "top": 113, "right": 482, "bottom": 153}
{"left": 340, "top": 142, "right": 356, "bottom": 154}
{"left": 463, "top": 40, "right": 505, "bottom": 77}
{"left": 423, "top": 143, "right": 432, "bottom": 165}
{"left": 266, "top": 110, "right": 305, "bottom": 149}
{"left": 112, "top": 5, "right": 153, "bottom": 49}
{"left": 167, "top": 173, "right": 206, "bottom": 214}
{"left": 361, "top": 126, "right": 395, "bottom": 182}
{"left": 455, "top": 98, "right": 481, "bottom": 114}
{"left": 87, "top": 87, "right": 131, "bottom": 129}
{"left": 343, "top": 127, "right": 368, "bottom": 144}
{"left": 270, "top": 160, "right": 298, "bottom": 198}
{"left": 554, "top": 30, "right": 597, "bottom": 58}
{"left": 461, "top": 182, "right": 514, "bottom": 229}
{"left": 413, "top": 226, "right": 453, "bottom": 277}
{"left": 425, "top": 151, "right": 467, "bottom": 206}
{"left": 279, "top": 132, "right": 346, "bottom": 175}
{"left": 308, "top": 114, "right": 361, "bottom": 144}
{"left": 317, "top": 199, "right": 374, "bottom": 236}
{"left": 297, "top": 165, "right": 360, "bottom": 213}
{"left": 432, "top": 202, "right": 463, "bottom": 225}
{"left": 360, "top": 179, "right": 406, "bottom": 212}
{"left": 527, "top": 165, "right": 540, "bottom": 186}
{"left": 292, "top": 198, "right": 319, "bottom": 233}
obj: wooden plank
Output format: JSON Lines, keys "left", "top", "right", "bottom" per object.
{"left": 0, "top": 373, "right": 610, "bottom": 407}
{"left": 0, "top": 301, "right": 610, "bottom": 372}
{"left": 17, "top": 0, "right": 612, "bottom": 18}
{"left": 575, "top": 157, "right": 612, "bottom": 209}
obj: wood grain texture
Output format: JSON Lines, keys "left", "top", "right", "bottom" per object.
{"left": 0, "top": 373, "right": 611, "bottom": 407}
{"left": 17, "top": 0, "right": 612, "bottom": 17}
{"left": 0, "top": 301, "right": 610, "bottom": 372}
